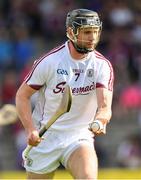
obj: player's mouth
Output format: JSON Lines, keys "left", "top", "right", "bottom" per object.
{"left": 86, "top": 43, "right": 95, "bottom": 48}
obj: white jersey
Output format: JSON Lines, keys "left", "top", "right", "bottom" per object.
{"left": 24, "top": 41, "right": 114, "bottom": 131}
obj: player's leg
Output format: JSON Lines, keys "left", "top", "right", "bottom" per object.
{"left": 26, "top": 171, "right": 55, "bottom": 179}
{"left": 67, "top": 144, "right": 98, "bottom": 179}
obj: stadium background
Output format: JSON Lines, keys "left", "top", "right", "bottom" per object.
{"left": 0, "top": 0, "right": 141, "bottom": 179}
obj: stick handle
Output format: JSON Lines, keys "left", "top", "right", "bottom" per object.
{"left": 39, "top": 126, "right": 47, "bottom": 137}
{"left": 23, "top": 145, "right": 32, "bottom": 158}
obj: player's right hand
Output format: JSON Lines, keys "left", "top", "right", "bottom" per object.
{"left": 27, "top": 130, "right": 42, "bottom": 146}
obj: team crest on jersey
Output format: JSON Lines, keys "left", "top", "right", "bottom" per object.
{"left": 87, "top": 69, "right": 94, "bottom": 77}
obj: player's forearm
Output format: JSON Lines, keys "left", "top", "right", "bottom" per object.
{"left": 16, "top": 94, "right": 36, "bottom": 134}
{"left": 95, "top": 107, "right": 112, "bottom": 123}
{"left": 89, "top": 107, "right": 112, "bottom": 134}
{"left": 89, "top": 88, "right": 113, "bottom": 134}
{"left": 95, "top": 88, "right": 113, "bottom": 123}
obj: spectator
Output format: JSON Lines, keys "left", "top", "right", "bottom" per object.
{"left": 116, "top": 133, "right": 141, "bottom": 168}
{"left": 1, "top": 70, "right": 17, "bottom": 104}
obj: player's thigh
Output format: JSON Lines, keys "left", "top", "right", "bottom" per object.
{"left": 27, "top": 171, "right": 55, "bottom": 179}
{"left": 67, "top": 145, "right": 98, "bottom": 179}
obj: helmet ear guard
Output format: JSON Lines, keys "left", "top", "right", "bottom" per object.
{"left": 66, "top": 9, "right": 102, "bottom": 54}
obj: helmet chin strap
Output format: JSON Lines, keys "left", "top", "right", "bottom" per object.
{"left": 68, "top": 33, "right": 94, "bottom": 54}
{"left": 71, "top": 40, "right": 93, "bottom": 54}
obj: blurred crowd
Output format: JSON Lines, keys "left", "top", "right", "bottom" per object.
{"left": 1, "top": 0, "right": 141, "bottom": 170}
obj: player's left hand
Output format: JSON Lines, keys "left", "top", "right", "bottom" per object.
{"left": 89, "top": 119, "right": 107, "bottom": 135}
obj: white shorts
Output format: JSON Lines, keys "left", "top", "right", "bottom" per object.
{"left": 22, "top": 128, "right": 95, "bottom": 174}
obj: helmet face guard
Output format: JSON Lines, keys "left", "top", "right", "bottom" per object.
{"left": 66, "top": 9, "right": 102, "bottom": 54}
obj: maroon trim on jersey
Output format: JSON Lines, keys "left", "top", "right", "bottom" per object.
{"left": 96, "top": 83, "right": 106, "bottom": 89}
{"left": 29, "top": 84, "right": 43, "bottom": 90}
{"left": 40, "top": 87, "right": 46, "bottom": 124}
{"left": 94, "top": 50, "right": 114, "bottom": 91}
{"left": 24, "top": 44, "right": 65, "bottom": 83}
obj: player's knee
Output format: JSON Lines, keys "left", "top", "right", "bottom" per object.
{"left": 77, "top": 165, "right": 97, "bottom": 179}
{"left": 69, "top": 163, "right": 97, "bottom": 179}
{"left": 78, "top": 171, "right": 97, "bottom": 179}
